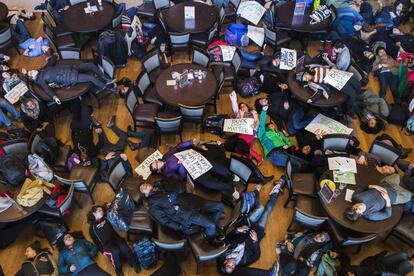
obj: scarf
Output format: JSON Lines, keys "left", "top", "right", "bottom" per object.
{"left": 21, "top": 100, "right": 40, "bottom": 119}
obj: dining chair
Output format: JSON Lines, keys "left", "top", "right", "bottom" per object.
{"left": 124, "top": 88, "right": 159, "bottom": 132}
{"left": 136, "top": 71, "right": 164, "bottom": 106}
{"left": 1, "top": 139, "right": 28, "bottom": 157}
{"left": 178, "top": 104, "right": 206, "bottom": 133}
{"left": 154, "top": 115, "right": 183, "bottom": 145}
{"left": 224, "top": 0, "right": 240, "bottom": 22}
{"left": 43, "top": 23, "right": 76, "bottom": 49}
{"left": 137, "top": 0, "right": 157, "bottom": 18}
{"left": 321, "top": 134, "right": 353, "bottom": 154}
{"left": 190, "top": 23, "right": 218, "bottom": 50}
{"left": 284, "top": 158, "right": 317, "bottom": 208}
{"left": 229, "top": 154, "right": 253, "bottom": 184}
{"left": 111, "top": 5, "right": 125, "bottom": 29}
{"left": 192, "top": 47, "right": 210, "bottom": 67}
{"left": 209, "top": 48, "right": 242, "bottom": 88}
{"left": 55, "top": 165, "right": 98, "bottom": 204}
{"left": 152, "top": 226, "right": 186, "bottom": 251}
{"left": 38, "top": 182, "right": 76, "bottom": 218}
{"left": 154, "top": 0, "right": 170, "bottom": 10}
{"left": 106, "top": 159, "right": 128, "bottom": 192}
{"left": 0, "top": 24, "right": 19, "bottom": 54}
{"left": 287, "top": 195, "right": 328, "bottom": 232}
{"left": 168, "top": 32, "right": 191, "bottom": 61}
{"left": 384, "top": 213, "right": 414, "bottom": 260}
{"left": 369, "top": 140, "right": 401, "bottom": 166}
{"left": 142, "top": 49, "right": 162, "bottom": 83}
{"left": 128, "top": 205, "right": 154, "bottom": 240}
{"left": 263, "top": 24, "right": 292, "bottom": 50}
{"left": 41, "top": 13, "right": 73, "bottom": 38}
{"left": 69, "top": 0, "right": 87, "bottom": 6}
{"left": 59, "top": 47, "right": 81, "bottom": 60}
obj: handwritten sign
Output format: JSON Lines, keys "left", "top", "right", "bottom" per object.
{"left": 220, "top": 45, "right": 236, "bottom": 62}
{"left": 174, "top": 149, "right": 212, "bottom": 179}
{"left": 280, "top": 48, "right": 297, "bottom": 70}
{"left": 237, "top": 1, "right": 266, "bottom": 25}
{"left": 305, "top": 113, "right": 353, "bottom": 136}
{"left": 247, "top": 25, "right": 264, "bottom": 47}
{"left": 5, "top": 82, "right": 28, "bottom": 104}
{"left": 323, "top": 69, "right": 353, "bottom": 90}
{"left": 135, "top": 150, "right": 163, "bottom": 180}
{"left": 223, "top": 118, "right": 254, "bottom": 135}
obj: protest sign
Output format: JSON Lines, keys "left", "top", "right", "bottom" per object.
{"left": 237, "top": 1, "right": 266, "bottom": 25}
{"left": 135, "top": 150, "right": 163, "bottom": 180}
{"left": 305, "top": 114, "right": 353, "bottom": 136}
{"left": 247, "top": 25, "right": 264, "bottom": 47}
{"left": 323, "top": 69, "right": 353, "bottom": 90}
{"left": 174, "top": 149, "right": 212, "bottom": 179}
{"left": 223, "top": 118, "right": 255, "bottom": 135}
{"left": 5, "top": 82, "right": 28, "bottom": 104}
{"left": 280, "top": 48, "right": 297, "bottom": 70}
{"left": 220, "top": 45, "right": 236, "bottom": 62}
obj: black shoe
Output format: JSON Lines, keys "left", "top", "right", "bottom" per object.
{"left": 115, "top": 269, "right": 124, "bottom": 276}
{"left": 128, "top": 140, "right": 140, "bottom": 151}
{"left": 127, "top": 125, "right": 134, "bottom": 137}
{"left": 91, "top": 116, "right": 102, "bottom": 128}
{"left": 215, "top": 229, "right": 225, "bottom": 241}
{"left": 107, "top": 115, "right": 116, "bottom": 128}
{"left": 133, "top": 263, "right": 141, "bottom": 273}
{"left": 116, "top": 77, "right": 132, "bottom": 86}
{"left": 207, "top": 238, "right": 225, "bottom": 248}
{"left": 105, "top": 78, "right": 117, "bottom": 86}
{"left": 400, "top": 148, "right": 413, "bottom": 159}
{"left": 107, "top": 87, "right": 120, "bottom": 94}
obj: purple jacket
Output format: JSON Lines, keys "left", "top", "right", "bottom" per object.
{"left": 160, "top": 140, "right": 194, "bottom": 181}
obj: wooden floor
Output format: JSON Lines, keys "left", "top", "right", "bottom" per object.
{"left": 0, "top": 15, "right": 413, "bottom": 276}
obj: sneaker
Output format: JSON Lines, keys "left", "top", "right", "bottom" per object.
{"left": 233, "top": 175, "right": 240, "bottom": 182}
{"left": 271, "top": 261, "right": 280, "bottom": 276}
{"left": 270, "top": 180, "right": 285, "bottom": 196}
{"left": 105, "top": 78, "right": 117, "bottom": 86}
{"left": 232, "top": 190, "right": 240, "bottom": 200}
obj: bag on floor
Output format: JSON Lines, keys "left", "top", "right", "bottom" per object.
{"left": 204, "top": 114, "right": 229, "bottom": 135}
{"left": 387, "top": 104, "right": 408, "bottom": 126}
{"left": 107, "top": 188, "right": 136, "bottom": 232}
{"left": 28, "top": 154, "right": 54, "bottom": 182}
{"left": 0, "top": 154, "right": 26, "bottom": 187}
{"left": 237, "top": 77, "right": 260, "bottom": 98}
{"left": 225, "top": 24, "right": 249, "bottom": 46}
{"left": 34, "top": 137, "right": 59, "bottom": 166}
{"left": 33, "top": 217, "right": 68, "bottom": 247}
{"left": 405, "top": 115, "right": 414, "bottom": 135}
{"left": 133, "top": 237, "right": 157, "bottom": 269}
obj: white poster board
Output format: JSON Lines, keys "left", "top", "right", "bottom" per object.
{"left": 223, "top": 118, "right": 255, "bottom": 135}
{"left": 5, "top": 82, "right": 28, "bottom": 104}
{"left": 237, "top": 1, "right": 266, "bottom": 25}
{"left": 328, "top": 157, "right": 357, "bottom": 173}
{"left": 247, "top": 25, "right": 264, "bottom": 47}
{"left": 323, "top": 69, "right": 353, "bottom": 90}
{"left": 184, "top": 6, "right": 195, "bottom": 19}
{"left": 174, "top": 149, "right": 212, "bottom": 179}
{"left": 134, "top": 150, "right": 163, "bottom": 180}
{"left": 219, "top": 45, "right": 236, "bottom": 62}
{"left": 280, "top": 48, "right": 297, "bottom": 70}
{"left": 305, "top": 114, "right": 353, "bottom": 136}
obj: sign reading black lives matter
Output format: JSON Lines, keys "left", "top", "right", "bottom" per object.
{"left": 223, "top": 118, "right": 255, "bottom": 135}
{"left": 280, "top": 48, "right": 297, "bottom": 70}
{"left": 174, "top": 149, "right": 212, "bottom": 179}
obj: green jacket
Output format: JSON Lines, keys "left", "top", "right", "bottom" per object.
{"left": 258, "top": 109, "right": 292, "bottom": 157}
{"left": 317, "top": 252, "right": 341, "bottom": 276}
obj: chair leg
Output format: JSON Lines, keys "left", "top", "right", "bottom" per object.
{"left": 355, "top": 244, "right": 362, "bottom": 254}
{"left": 284, "top": 195, "right": 291, "bottom": 208}
{"left": 383, "top": 230, "right": 393, "bottom": 242}
{"left": 410, "top": 254, "right": 413, "bottom": 260}
{"left": 88, "top": 191, "right": 95, "bottom": 204}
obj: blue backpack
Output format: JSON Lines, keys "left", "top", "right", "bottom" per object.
{"left": 133, "top": 237, "right": 157, "bottom": 269}
{"left": 225, "top": 24, "right": 249, "bottom": 46}
{"left": 406, "top": 116, "right": 414, "bottom": 135}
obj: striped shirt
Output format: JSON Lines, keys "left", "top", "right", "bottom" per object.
{"left": 313, "top": 66, "right": 330, "bottom": 83}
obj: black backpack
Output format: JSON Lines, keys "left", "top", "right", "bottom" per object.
{"left": 0, "top": 155, "right": 26, "bottom": 187}
{"left": 387, "top": 104, "right": 408, "bottom": 126}
{"left": 237, "top": 77, "right": 260, "bottom": 98}
{"left": 34, "top": 137, "right": 59, "bottom": 166}
{"left": 204, "top": 114, "right": 229, "bottom": 136}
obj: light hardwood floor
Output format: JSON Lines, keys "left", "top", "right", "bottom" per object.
{"left": 0, "top": 15, "right": 413, "bottom": 276}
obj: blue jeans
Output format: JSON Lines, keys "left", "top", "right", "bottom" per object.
{"left": 188, "top": 200, "right": 224, "bottom": 237}
{"left": 287, "top": 107, "right": 315, "bottom": 136}
{"left": 11, "top": 20, "right": 32, "bottom": 44}
{"left": 128, "top": 131, "right": 156, "bottom": 148}
{"left": 280, "top": 253, "right": 310, "bottom": 276}
{"left": 269, "top": 149, "right": 289, "bottom": 168}
{"left": 376, "top": 70, "right": 398, "bottom": 101}
{"left": 0, "top": 100, "right": 20, "bottom": 127}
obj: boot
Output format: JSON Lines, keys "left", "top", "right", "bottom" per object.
{"left": 400, "top": 147, "right": 413, "bottom": 159}
{"left": 128, "top": 140, "right": 141, "bottom": 151}
{"left": 244, "top": 157, "right": 273, "bottom": 184}
{"left": 107, "top": 115, "right": 116, "bottom": 128}
{"left": 115, "top": 269, "right": 124, "bottom": 276}
{"left": 250, "top": 148, "right": 263, "bottom": 166}
{"left": 132, "top": 263, "right": 141, "bottom": 273}
{"left": 127, "top": 125, "right": 134, "bottom": 137}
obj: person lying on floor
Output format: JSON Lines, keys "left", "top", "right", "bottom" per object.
{"left": 356, "top": 90, "right": 390, "bottom": 134}
{"left": 218, "top": 180, "right": 285, "bottom": 275}
{"left": 20, "top": 97, "right": 54, "bottom": 137}
{"left": 15, "top": 240, "right": 58, "bottom": 276}
{"left": 22, "top": 55, "right": 119, "bottom": 104}
{"left": 139, "top": 182, "right": 225, "bottom": 247}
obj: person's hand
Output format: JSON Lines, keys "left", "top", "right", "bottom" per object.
{"left": 237, "top": 226, "right": 250, "bottom": 233}
{"left": 316, "top": 133, "right": 324, "bottom": 140}
{"left": 42, "top": 122, "right": 49, "bottom": 128}
{"left": 216, "top": 140, "right": 222, "bottom": 146}
{"left": 192, "top": 138, "right": 198, "bottom": 145}
{"left": 95, "top": 128, "right": 102, "bottom": 134}
{"left": 298, "top": 256, "right": 305, "bottom": 262}
{"left": 286, "top": 241, "right": 294, "bottom": 252}
{"left": 383, "top": 193, "right": 391, "bottom": 207}
{"left": 69, "top": 265, "right": 77, "bottom": 272}
{"left": 177, "top": 160, "right": 182, "bottom": 164}
{"left": 64, "top": 5, "right": 70, "bottom": 10}
{"left": 283, "top": 144, "right": 289, "bottom": 149}
{"left": 262, "top": 105, "right": 269, "bottom": 112}
{"left": 389, "top": 11, "right": 396, "bottom": 18}
{"left": 105, "top": 152, "right": 115, "bottom": 160}
{"left": 249, "top": 230, "right": 258, "bottom": 242}
{"left": 357, "top": 155, "right": 367, "bottom": 165}
{"left": 282, "top": 129, "right": 289, "bottom": 137}
{"left": 409, "top": 163, "right": 414, "bottom": 169}
{"left": 120, "top": 153, "right": 128, "bottom": 161}
{"left": 278, "top": 83, "right": 288, "bottom": 90}
{"left": 36, "top": 128, "right": 43, "bottom": 132}
{"left": 36, "top": 37, "right": 43, "bottom": 42}
{"left": 3, "top": 55, "right": 10, "bottom": 61}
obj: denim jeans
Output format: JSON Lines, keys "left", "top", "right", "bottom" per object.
{"left": 286, "top": 107, "right": 315, "bottom": 136}
{"left": 188, "top": 200, "right": 224, "bottom": 237}
{"left": 269, "top": 149, "right": 289, "bottom": 167}
{"left": 98, "top": 125, "right": 128, "bottom": 153}
{"left": 382, "top": 252, "right": 413, "bottom": 275}
{"left": 0, "top": 100, "right": 20, "bottom": 127}
{"left": 128, "top": 131, "right": 156, "bottom": 148}
{"left": 376, "top": 70, "right": 398, "bottom": 101}
{"left": 11, "top": 20, "right": 32, "bottom": 44}
{"left": 280, "top": 253, "right": 310, "bottom": 276}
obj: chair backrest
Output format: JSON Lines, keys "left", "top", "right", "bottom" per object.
{"left": 137, "top": 71, "right": 151, "bottom": 96}
{"left": 169, "top": 33, "right": 190, "bottom": 46}
{"left": 179, "top": 104, "right": 205, "bottom": 120}
{"left": 369, "top": 140, "right": 401, "bottom": 166}
{"left": 43, "top": 23, "right": 56, "bottom": 41}
{"left": 192, "top": 47, "right": 210, "bottom": 67}
{"left": 264, "top": 24, "right": 276, "bottom": 44}
{"left": 229, "top": 155, "right": 252, "bottom": 183}
{"left": 341, "top": 234, "right": 377, "bottom": 246}
{"left": 208, "top": 23, "right": 218, "bottom": 41}
{"left": 232, "top": 49, "right": 242, "bottom": 73}
{"left": 154, "top": 0, "right": 170, "bottom": 10}
{"left": 59, "top": 47, "right": 81, "bottom": 60}
{"left": 322, "top": 134, "right": 352, "bottom": 153}
{"left": 142, "top": 50, "right": 161, "bottom": 73}
{"left": 1, "top": 139, "right": 29, "bottom": 156}
{"left": 55, "top": 174, "right": 88, "bottom": 192}
{"left": 58, "top": 183, "right": 75, "bottom": 215}
{"left": 218, "top": 5, "right": 226, "bottom": 26}
{"left": 155, "top": 116, "right": 182, "bottom": 133}
{"left": 0, "top": 26, "right": 12, "bottom": 46}
{"left": 42, "top": 13, "right": 55, "bottom": 29}
{"left": 294, "top": 207, "right": 327, "bottom": 229}
{"left": 125, "top": 89, "right": 138, "bottom": 115}
{"left": 112, "top": 5, "right": 125, "bottom": 29}
{"left": 101, "top": 55, "right": 115, "bottom": 78}
{"left": 285, "top": 158, "right": 292, "bottom": 181}
{"left": 230, "top": 0, "right": 241, "bottom": 8}
{"left": 186, "top": 174, "right": 196, "bottom": 194}
{"left": 158, "top": 11, "right": 167, "bottom": 31}
{"left": 107, "top": 159, "right": 128, "bottom": 191}
{"left": 29, "top": 132, "right": 43, "bottom": 154}
{"left": 69, "top": 0, "right": 87, "bottom": 6}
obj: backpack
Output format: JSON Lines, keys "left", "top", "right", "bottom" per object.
{"left": 33, "top": 217, "right": 68, "bottom": 247}
{"left": 107, "top": 188, "right": 136, "bottom": 232}
{"left": 387, "top": 104, "right": 408, "bottom": 126}
{"left": 237, "top": 77, "right": 260, "bottom": 98}
{"left": 204, "top": 114, "right": 229, "bottom": 135}
{"left": 34, "top": 137, "right": 59, "bottom": 166}
{"left": 225, "top": 24, "right": 249, "bottom": 46}
{"left": 133, "top": 237, "right": 157, "bottom": 269}
{"left": 405, "top": 115, "right": 414, "bottom": 135}
{"left": 0, "top": 155, "right": 26, "bottom": 187}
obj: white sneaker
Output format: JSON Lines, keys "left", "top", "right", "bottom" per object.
{"left": 269, "top": 182, "right": 283, "bottom": 196}
{"left": 233, "top": 175, "right": 240, "bottom": 182}
{"left": 271, "top": 261, "right": 280, "bottom": 276}
{"left": 232, "top": 190, "right": 240, "bottom": 200}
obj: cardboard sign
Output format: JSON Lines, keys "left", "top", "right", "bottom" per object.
{"left": 219, "top": 45, "right": 236, "bottom": 62}
{"left": 280, "top": 48, "right": 297, "bottom": 70}
{"left": 223, "top": 118, "right": 255, "bottom": 135}
{"left": 237, "top": 1, "right": 266, "bottom": 25}
{"left": 305, "top": 113, "right": 353, "bottom": 136}
{"left": 5, "top": 82, "right": 28, "bottom": 104}
{"left": 174, "top": 149, "right": 212, "bottom": 179}
{"left": 135, "top": 150, "right": 163, "bottom": 180}
{"left": 323, "top": 69, "right": 354, "bottom": 90}
{"left": 247, "top": 25, "right": 264, "bottom": 47}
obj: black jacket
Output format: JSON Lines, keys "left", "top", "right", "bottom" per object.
{"left": 15, "top": 251, "right": 57, "bottom": 276}
{"left": 35, "top": 67, "right": 79, "bottom": 98}
{"left": 89, "top": 218, "right": 121, "bottom": 253}
{"left": 21, "top": 102, "right": 52, "bottom": 133}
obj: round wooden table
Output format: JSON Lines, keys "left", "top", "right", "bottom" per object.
{"left": 0, "top": 2, "right": 8, "bottom": 22}
{"left": 319, "top": 165, "right": 403, "bottom": 234}
{"left": 163, "top": 2, "right": 218, "bottom": 34}
{"left": 61, "top": 0, "right": 115, "bottom": 33}
{"left": 31, "top": 60, "right": 92, "bottom": 102}
{"left": 287, "top": 71, "right": 347, "bottom": 108}
{"left": 275, "top": 1, "right": 332, "bottom": 32}
{"left": 155, "top": 63, "right": 217, "bottom": 107}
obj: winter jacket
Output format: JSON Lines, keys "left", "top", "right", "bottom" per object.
{"left": 57, "top": 239, "right": 98, "bottom": 275}
{"left": 98, "top": 30, "right": 128, "bottom": 67}
{"left": 89, "top": 218, "right": 122, "bottom": 253}
{"left": 21, "top": 102, "right": 52, "bottom": 133}
{"left": 15, "top": 251, "right": 58, "bottom": 276}
{"left": 372, "top": 54, "right": 398, "bottom": 75}
{"left": 159, "top": 140, "right": 194, "bottom": 182}
{"left": 357, "top": 90, "right": 390, "bottom": 122}
{"left": 334, "top": 46, "right": 351, "bottom": 71}
{"left": 34, "top": 65, "right": 79, "bottom": 98}
{"left": 258, "top": 109, "right": 292, "bottom": 157}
